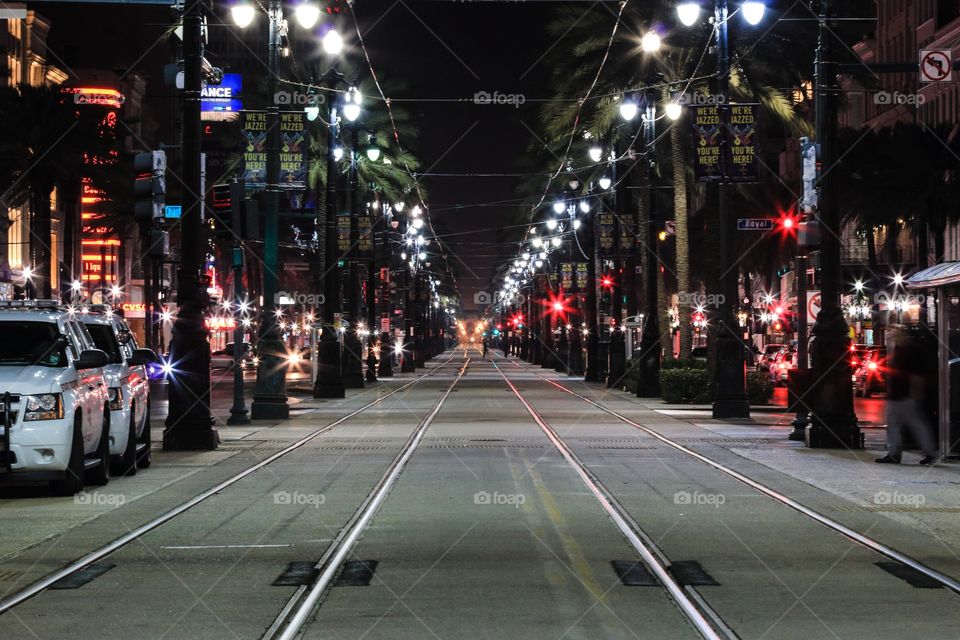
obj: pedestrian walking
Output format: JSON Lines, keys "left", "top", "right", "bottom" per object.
{"left": 876, "top": 327, "right": 937, "bottom": 465}
{"left": 482, "top": 339, "right": 488, "bottom": 359}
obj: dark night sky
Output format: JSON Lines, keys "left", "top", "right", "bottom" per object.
{"left": 352, "top": 1, "right": 559, "bottom": 312}
{"left": 38, "top": 0, "right": 566, "bottom": 313}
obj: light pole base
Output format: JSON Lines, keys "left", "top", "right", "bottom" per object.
{"left": 712, "top": 330, "right": 750, "bottom": 418}
{"left": 227, "top": 407, "right": 250, "bottom": 426}
{"left": 163, "top": 421, "right": 219, "bottom": 450}
{"left": 342, "top": 332, "right": 365, "bottom": 388}
{"left": 251, "top": 336, "right": 290, "bottom": 419}
{"left": 314, "top": 332, "right": 346, "bottom": 399}
{"left": 251, "top": 396, "right": 291, "bottom": 420}
{"left": 607, "top": 332, "right": 626, "bottom": 389}
{"left": 806, "top": 309, "right": 860, "bottom": 448}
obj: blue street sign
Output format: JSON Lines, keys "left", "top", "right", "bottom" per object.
{"left": 737, "top": 218, "right": 774, "bottom": 231}
{"left": 164, "top": 205, "right": 182, "bottom": 219}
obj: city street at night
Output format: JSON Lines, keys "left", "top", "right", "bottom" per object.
{"left": 1, "top": 0, "right": 960, "bottom": 638}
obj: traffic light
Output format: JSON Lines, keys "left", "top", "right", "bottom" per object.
{"left": 134, "top": 150, "right": 166, "bottom": 223}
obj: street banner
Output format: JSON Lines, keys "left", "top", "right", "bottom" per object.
{"left": 356, "top": 213, "right": 373, "bottom": 258}
{"left": 692, "top": 104, "right": 723, "bottom": 182}
{"left": 560, "top": 263, "right": 574, "bottom": 291}
{"left": 693, "top": 103, "right": 760, "bottom": 183}
{"left": 725, "top": 104, "right": 760, "bottom": 183}
{"left": 598, "top": 212, "right": 616, "bottom": 257}
{"left": 241, "top": 111, "right": 307, "bottom": 189}
{"left": 575, "top": 263, "right": 589, "bottom": 291}
{"left": 619, "top": 211, "right": 635, "bottom": 252}
{"left": 336, "top": 212, "right": 352, "bottom": 255}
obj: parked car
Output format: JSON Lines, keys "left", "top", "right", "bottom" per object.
{"left": 766, "top": 348, "right": 797, "bottom": 386}
{"left": 210, "top": 342, "right": 255, "bottom": 371}
{"left": 756, "top": 344, "right": 784, "bottom": 371}
{"left": 0, "top": 300, "right": 111, "bottom": 495}
{"left": 81, "top": 308, "right": 156, "bottom": 476}
{"left": 854, "top": 346, "right": 887, "bottom": 398}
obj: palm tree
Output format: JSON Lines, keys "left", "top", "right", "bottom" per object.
{"left": 0, "top": 86, "right": 112, "bottom": 298}
{"left": 535, "top": 2, "right": 811, "bottom": 360}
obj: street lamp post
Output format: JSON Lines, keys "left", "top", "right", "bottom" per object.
{"left": 249, "top": 0, "right": 290, "bottom": 419}
{"left": 342, "top": 125, "right": 366, "bottom": 389}
{"left": 607, "top": 140, "right": 627, "bottom": 388}
{"left": 164, "top": 0, "right": 217, "bottom": 450}
{"left": 638, "top": 87, "right": 662, "bottom": 397}
{"left": 164, "top": 2, "right": 217, "bottom": 446}
{"left": 678, "top": 0, "right": 755, "bottom": 417}
{"left": 805, "top": 0, "right": 860, "bottom": 448}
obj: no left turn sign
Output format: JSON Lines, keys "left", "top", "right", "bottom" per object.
{"left": 920, "top": 49, "right": 953, "bottom": 83}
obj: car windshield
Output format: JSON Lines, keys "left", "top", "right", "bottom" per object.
{"left": 0, "top": 321, "right": 67, "bottom": 367}
{"left": 85, "top": 324, "right": 123, "bottom": 364}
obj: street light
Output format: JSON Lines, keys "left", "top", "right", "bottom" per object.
{"left": 322, "top": 27, "right": 344, "bottom": 55}
{"left": 598, "top": 175, "right": 612, "bottom": 190}
{"left": 231, "top": 0, "right": 256, "bottom": 27}
{"left": 365, "top": 141, "right": 381, "bottom": 162}
{"left": 640, "top": 31, "right": 662, "bottom": 53}
{"left": 293, "top": 0, "right": 320, "bottom": 28}
{"left": 588, "top": 146, "right": 603, "bottom": 163}
{"left": 676, "top": 1, "right": 700, "bottom": 26}
{"left": 742, "top": 1, "right": 765, "bottom": 25}
{"left": 665, "top": 101, "right": 683, "bottom": 120}
{"left": 343, "top": 87, "right": 361, "bottom": 122}
{"left": 619, "top": 98, "right": 638, "bottom": 121}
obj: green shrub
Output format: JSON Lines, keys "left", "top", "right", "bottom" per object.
{"left": 660, "top": 368, "right": 712, "bottom": 404}
{"left": 746, "top": 371, "right": 774, "bottom": 405}
{"left": 661, "top": 357, "right": 707, "bottom": 370}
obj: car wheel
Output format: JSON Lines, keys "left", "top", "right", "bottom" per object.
{"left": 85, "top": 407, "right": 111, "bottom": 486}
{"left": 137, "top": 396, "right": 152, "bottom": 469}
{"left": 110, "top": 411, "right": 138, "bottom": 477}
{"left": 50, "top": 416, "right": 85, "bottom": 496}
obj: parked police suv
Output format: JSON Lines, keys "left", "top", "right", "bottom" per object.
{"left": 80, "top": 306, "right": 154, "bottom": 476}
{"left": 0, "top": 300, "right": 153, "bottom": 495}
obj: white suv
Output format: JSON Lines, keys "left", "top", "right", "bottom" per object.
{"left": 80, "top": 308, "right": 155, "bottom": 476}
{"left": 0, "top": 300, "right": 112, "bottom": 495}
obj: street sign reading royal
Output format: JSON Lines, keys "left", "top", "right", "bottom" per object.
{"left": 737, "top": 218, "right": 774, "bottom": 231}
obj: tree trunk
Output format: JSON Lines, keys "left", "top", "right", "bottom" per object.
{"left": 670, "top": 120, "right": 692, "bottom": 358}
{"left": 29, "top": 177, "right": 53, "bottom": 299}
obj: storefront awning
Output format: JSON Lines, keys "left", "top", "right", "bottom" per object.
{"left": 906, "top": 262, "right": 960, "bottom": 289}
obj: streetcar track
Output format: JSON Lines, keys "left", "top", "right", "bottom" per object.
{"left": 492, "top": 359, "right": 733, "bottom": 640}
{"left": 498, "top": 355, "right": 960, "bottom": 595}
{"left": 266, "top": 355, "right": 471, "bottom": 640}
{"left": 0, "top": 355, "right": 458, "bottom": 616}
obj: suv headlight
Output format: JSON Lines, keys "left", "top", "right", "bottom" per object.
{"left": 24, "top": 394, "right": 64, "bottom": 421}
{"left": 107, "top": 387, "right": 122, "bottom": 411}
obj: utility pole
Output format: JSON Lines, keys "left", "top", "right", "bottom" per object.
{"left": 806, "top": 0, "right": 860, "bottom": 448}
{"left": 251, "top": 0, "right": 289, "bottom": 419}
{"left": 711, "top": 0, "right": 750, "bottom": 418}
{"left": 607, "top": 142, "right": 626, "bottom": 388}
{"left": 164, "top": 0, "right": 217, "bottom": 449}
{"left": 638, "top": 85, "right": 661, "bottom": 397}
{"left": 314, "top": 81, "right": 346, "bottom": 398}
